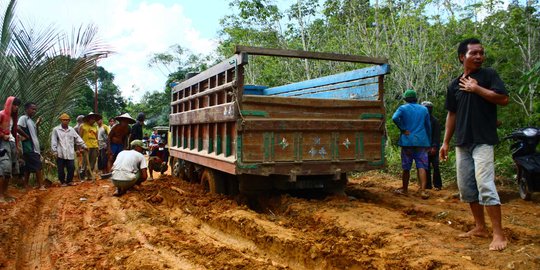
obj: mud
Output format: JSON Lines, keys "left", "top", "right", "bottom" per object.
{"left": 1, "top": 171, "right": 539, "bottom": 269}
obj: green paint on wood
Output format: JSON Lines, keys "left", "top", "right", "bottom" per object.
{"left": 236, "top": 135, "right": 243, "bottom": 161}
{"left": 240, "top": 110, "right": 269, "bottom": 117}
{"left": 198, "top": 137, "right": 203, "bottom": 151}
{"left": 190, "top": 137, "right": 195, "bottom": 150}
{"left": 216, "top": 136, "right": 222, "bottom": 155}
{"left": 208, "top": 138, "right": 214, "bottom": 153}
{"left": 359, "top": 113, "right": 384, "bottom": 119}
{"left": 238, "top": 163, "right": 258, "bottom": 169}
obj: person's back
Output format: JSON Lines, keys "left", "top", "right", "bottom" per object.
{"left": 112, "top": 150, "right": 145, "bottom": 180}
{"left": 392, "top": 102, "right": 431, "bottom": 147}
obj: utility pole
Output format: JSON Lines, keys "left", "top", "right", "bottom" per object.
{"left": 94, "top": 54, "right": 108, "bottom": 113}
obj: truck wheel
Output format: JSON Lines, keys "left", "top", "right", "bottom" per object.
{"left": 186, "top": 162, "right": 198, "bottom": 183}
{"left": 518, "top": 171, "right": 532, "bottom": 200}
{"left": 172, "top": 158, "right": 181, "bottom": 177}
{"left": 201, "top": 168, "right": 226, "bottom": 194}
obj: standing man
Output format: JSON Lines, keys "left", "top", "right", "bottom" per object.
{"left": 79, "top": 112, "right": 101, "bottom": 181}
{"left": 110, "top": 139, "right": 148, "bottom": 196}
{"left": 130, "top": 112, "right": 145, "bottom": 144}
{"left": 439, "top": 38, "right": 508, "bottom": 251}
{"left": 51, "top": 113, "right": 87, "bottom": 186}
{"left": 421, "top": 101, "right": 442, "bottom": 190}
{"left": 18, "top": 102, "right": 45, "bottom": 190}
{"left": 392, "top": 89, "right": 431, "bottom": 199}
{"left": 97, "top": 118, "right": 110, "bottom": 174}
{"left": 0, "top": 97, "right": 21, "bottom": 202}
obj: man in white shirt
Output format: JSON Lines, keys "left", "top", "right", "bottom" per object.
{"left": 111, "top": 140, "right": 148, "bottom": 197}
{"left": 51, "top": 113, "right": 87, "bottom": 186}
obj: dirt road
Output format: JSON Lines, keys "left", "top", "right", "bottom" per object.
{"left": 1, "top": 172, "right": 539, "bottom": 269}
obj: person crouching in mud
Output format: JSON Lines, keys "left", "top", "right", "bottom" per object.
{"left": 110, "top": 140, "right": 148, "bottom": 197}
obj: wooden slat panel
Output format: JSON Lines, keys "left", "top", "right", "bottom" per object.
{"left": 173, "top": 53, "right": 247, "bottom": 94}
{"left": 242, "top": 95, "right": 383, "bottom": 108}
{"left": 171, "top": 81, "right": 235, "bottom": 106}
{"left": 264, "top": 77, "right": 378, "bottom": 98}
{"left": 169, "top": 148, "right": 236, "bottom": 175}
{"left": 264, "top": 65, "right": 388, "bottom": 96}
{"left": 170, "top": 103, "right": 237, "bottom": 125}
{"left": 235, "top": 45, "right": 388, "bottom": 64}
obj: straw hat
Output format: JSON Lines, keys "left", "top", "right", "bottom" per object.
{"left": 115, "top": 113, "right": 136, "bottom": 124}
{"left": 83, "top": 112, "right": 102, "bottom": 122}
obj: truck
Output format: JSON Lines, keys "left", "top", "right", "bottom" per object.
{"left": 169, "top": 46, "right": 389, "bottom": 195}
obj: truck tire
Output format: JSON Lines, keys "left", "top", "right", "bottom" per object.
{"left": 172, "top": 158, "right": 180, "bottom": 177}
{"left": 201, "top": 168, "right": 226, "bottom": 194}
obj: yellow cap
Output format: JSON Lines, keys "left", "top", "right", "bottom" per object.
{"left": 59, "top": 113, "right": 70, "bottom": 120}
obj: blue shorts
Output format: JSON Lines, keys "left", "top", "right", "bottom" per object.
{"left": 110, "top": 143, "right": 124, "bottom": 157}
{"left": 401, "top": 147, "right": 429, "bottom": 170}
{"left": 456, "top": 144, "right": 500, "bottom": 205}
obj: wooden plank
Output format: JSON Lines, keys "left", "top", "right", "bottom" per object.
{"left": 242, "top": 95, "right": 383, "bottom": 108}
{"left": 170, "top": 103, "right": 238, "bottom": 125}
{"left": 235, "top": 45, "right": 388, "bottom": 64}
{"left": 264, "top": 77, "right": 378, "bottom": 96}
{"left": 171, "top": 81, "right": 235, "bottom": 106}
{"left": 235, "top": 160, "right": 385, "bottom": 175}
{"left": 240, "top": 119, "right": 383, "bottom": 131}
{"left": 274, "top": 84, "right": 379, "bottom": 100}
{"left": 263, "top": 65, "right": 388, "bottom": 96}
{"left": 173, "top": 53, "right": 248, "bottom": 94}
{"left": 169, "top": 148, "right": 236, "bottom": 175}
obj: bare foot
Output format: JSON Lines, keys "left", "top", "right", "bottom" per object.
{"left": 489, "top": 234, "right": 507, "bottom": 251}
{"left": 458, "top": 227, "right": 489, "bottom": 238}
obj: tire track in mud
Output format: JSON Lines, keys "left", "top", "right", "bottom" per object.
{"left": 109, "top": 198, "right": 206, "bottom": 270}
{"left": 15, "top": 190, "right": 65, "bottom": 270}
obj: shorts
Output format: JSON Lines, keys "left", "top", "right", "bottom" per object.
{"left": 23, "top": 152, "right": 42, "bottom": 172}
{"left": 110, "top": 143, "right": 124, "bottom": 157}
{"left": 0, "top": 140, "right": 17, "bottom": 176}
{"left": 401, "top": 147, "right": 429, "bottom": 170}
{"left": 456, "top": 144, "right": 500, "bottom": 205}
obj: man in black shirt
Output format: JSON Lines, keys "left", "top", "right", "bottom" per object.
{"left": 130, "top": 112, "right": 145, "bottom": 145}
{"left": 440, "top": 38, "right": 508, "bottom": 251}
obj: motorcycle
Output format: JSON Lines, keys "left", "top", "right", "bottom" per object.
{"left": 504, "top": 127, "right": 540, "bottom": 200}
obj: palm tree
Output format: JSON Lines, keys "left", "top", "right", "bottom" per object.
{"left": 0, "top": 0, "right": 110, "bottom": 149}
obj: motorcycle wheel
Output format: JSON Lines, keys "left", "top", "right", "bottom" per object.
{"left": 518, "top": 172, "right": 532, "bottom": 201}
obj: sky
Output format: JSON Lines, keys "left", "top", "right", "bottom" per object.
{"left": 16, "top": 0, "right": 231, "bottom": 102}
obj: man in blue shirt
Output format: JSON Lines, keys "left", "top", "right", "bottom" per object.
{"left": 392, "top": 89, "right": 431, "bottom": 199}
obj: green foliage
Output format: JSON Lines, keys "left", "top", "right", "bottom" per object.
{"left": 0, "top": 0, "right": 109, "bottom": 152}
{"left": 214, "top": 0, "right": 540, "bottom": 183}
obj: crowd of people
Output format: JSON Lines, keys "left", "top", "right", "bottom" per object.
{"left": 0, "top": 107, "right": 170, "bottom": 202}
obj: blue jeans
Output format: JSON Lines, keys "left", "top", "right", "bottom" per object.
{"left": 456, "top": 144, "right": 500, "bottom": 205}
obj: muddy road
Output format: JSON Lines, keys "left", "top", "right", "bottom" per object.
{"left": 1, "top": 172, "right": 539, "bottom": 269}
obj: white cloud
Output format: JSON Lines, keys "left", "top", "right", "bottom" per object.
{"left": 15, "top": 0, "right": 217, "bottom": 102}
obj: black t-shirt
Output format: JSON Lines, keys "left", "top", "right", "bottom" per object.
{"left": 130, "top": 122, "right": 143, "bottom": 142}
{"left": 445, "top": 67, "right": 508, "bottom": 146}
